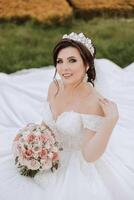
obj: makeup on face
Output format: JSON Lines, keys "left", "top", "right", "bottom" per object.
{"left": 56, "top": 47, "right": 86, "bottom": 83}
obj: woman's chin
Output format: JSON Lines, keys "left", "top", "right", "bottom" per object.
{"left": 61, "top": 76, "right": 73, "bottom": 82}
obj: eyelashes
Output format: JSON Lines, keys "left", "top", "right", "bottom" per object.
{"left": 56, "top": 60, "right": 62, "bottom": 64}
{"left": 70, "top": 59, "right": 77, "bottom": 63}
{"left": 56, "top": 59, "right": 77, "bottom": 64}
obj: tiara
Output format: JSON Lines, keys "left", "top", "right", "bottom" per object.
{"left": 62, "top": 32, "right": 94, "bottom": 57}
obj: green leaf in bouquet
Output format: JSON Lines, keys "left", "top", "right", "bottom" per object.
{"left": 51, "top": 160, "right": 59, "bottom": 172}
{"left": 15, "top": 156, "right": 19, "bottom": 165}
{"left": 20, "top": 166, "right": 39, "bottom": 177}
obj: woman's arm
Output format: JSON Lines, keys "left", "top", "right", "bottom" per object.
{"left": 81, "top": 98, "right": 119, "bottom": 163}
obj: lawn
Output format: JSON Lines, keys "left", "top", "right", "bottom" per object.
{"left": 0, "top": 17, "right": 134, "bottom": 73}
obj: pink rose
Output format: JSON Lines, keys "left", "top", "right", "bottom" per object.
{"left": 39, "top": 134, "right": 49, "bottom": 143}
{"left": 14, "top": 134, "right": 22, "bottom": 141}
{"left": 22, "top": 149, "right": 33, "bottom": 159}
{"left": 52, "top": 152, "right": 59, "bottom": 161}
{"left": 38, "top": 148, "right": 48, "bottom": 159}
{"left": 27, "top": 133, "right": 36, "bottom": 143}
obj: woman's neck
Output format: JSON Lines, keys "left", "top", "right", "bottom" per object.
{"left": 62, "top": 81, "right": 84, "bottom": 93}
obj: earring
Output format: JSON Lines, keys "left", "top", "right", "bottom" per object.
{"left": 83, "top": 73, "right": 88, "bottom": 82}
{"left": 86, "top": 66, "right": 89, "bottom": 71}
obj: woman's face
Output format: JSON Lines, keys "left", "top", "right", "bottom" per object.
{"left": 56, "top": 46, "right": 88, "bottom": 85}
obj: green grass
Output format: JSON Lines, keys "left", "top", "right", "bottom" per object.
{"left": 0, "top": 17, "right": 134, "bottom": 73}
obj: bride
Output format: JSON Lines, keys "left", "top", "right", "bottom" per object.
{"left": 0, "top": 32, "right": 134, "bottom": 200}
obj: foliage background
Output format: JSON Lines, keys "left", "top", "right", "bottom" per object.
{"left": 0, "top": 0, "right": 134, "bottom": 73}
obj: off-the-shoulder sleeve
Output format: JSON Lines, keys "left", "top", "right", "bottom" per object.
{"left": 81, "top": 114, "right": 104, "bottom": 132}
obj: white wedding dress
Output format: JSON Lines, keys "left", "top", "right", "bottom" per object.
{"left": 0, "top": 59, "right": 134, "bottom": 200}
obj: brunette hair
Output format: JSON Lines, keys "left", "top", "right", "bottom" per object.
{"left": 52, "top": 38, "right": 96, "bottom": 96}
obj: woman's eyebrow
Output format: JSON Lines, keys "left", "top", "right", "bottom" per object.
{"left": 57, "top": 56, "right": 76, "bottom": 60}
{"left": 67, "top": 56, "right": 76, "bottom": 60}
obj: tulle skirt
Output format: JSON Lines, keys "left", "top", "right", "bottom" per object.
{"left": 0, "top": 59, "right": 134, "bottom": 200}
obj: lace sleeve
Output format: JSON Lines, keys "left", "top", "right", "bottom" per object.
{"left": 81, "top": 114, "right": 104, "bottom": 132}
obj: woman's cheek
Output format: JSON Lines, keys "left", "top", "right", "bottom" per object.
{"left": 56, "top": 65, "right": 62, "bottom": 74}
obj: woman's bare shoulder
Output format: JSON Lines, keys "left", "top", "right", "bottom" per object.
{"left": 86, "top": 87, "right": 105, "bottom": 117}
{"left": 93, "top": 87, "right": 105, "bottom": 100}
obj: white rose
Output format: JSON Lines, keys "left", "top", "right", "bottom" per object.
{"left": 41, "top": 159, "right": 52, "bottom": 170}
{"left": 28, "top": 159, "right": 40, "bottom": 170}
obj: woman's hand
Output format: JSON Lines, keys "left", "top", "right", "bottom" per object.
{"left": 99, "top": 98, "right": 119, "bottom": 125}
{"left": 82, "top": 98, "right": 119, "bottom": 162}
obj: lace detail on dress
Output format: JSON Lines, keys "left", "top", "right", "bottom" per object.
{"left": 42, "top": 100, "right": 105, "bottom": 151}
{"left": 81, "top": 114, "right": 104, "bottom": 132}
{"left": 57, "top": 132, "right": 83, "bottom": 151}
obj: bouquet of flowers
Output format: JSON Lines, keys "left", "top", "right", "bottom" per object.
{"left": 12, "top": 122, "right": 63, "bottom": 177}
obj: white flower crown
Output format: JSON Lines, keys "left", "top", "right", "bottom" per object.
{"left": 62, "top": 32, "right": 94, "bottom": 57}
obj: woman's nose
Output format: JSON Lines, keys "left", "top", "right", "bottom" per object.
{"left": 61, "top": 62, "right": 70, "bottom": 70}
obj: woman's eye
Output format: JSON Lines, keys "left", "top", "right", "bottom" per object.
{"left": 57, "top": 60, "right": 62, "bottom": 64}
{"left": 69, "top": 59, "right": 77, "bottom": 63}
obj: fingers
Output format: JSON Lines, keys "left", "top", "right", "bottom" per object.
{"left": 101, "top": 97, "right": 117, "bottom": 104}
{"left": 99, "top": 98, "right": 115, "bottom": 104}
{"left": 99, "top": 98, "right": 109, "bottom": 104}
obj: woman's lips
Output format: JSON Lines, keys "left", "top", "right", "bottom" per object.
{"left": 62, "top": 73, "right": 73, "bottom": 78}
